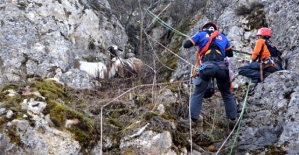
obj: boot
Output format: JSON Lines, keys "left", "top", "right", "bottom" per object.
{"left": 179, "top": 118, "right": 195, "bottom": 129}
{"left": 179, "top": 115, "right": 203, "bottom": 131}
{"left": 192, "top": 115, "right": 203, "bottom": 133}
{"left": 228, "top": 119, "right": 237, "bottom": 130}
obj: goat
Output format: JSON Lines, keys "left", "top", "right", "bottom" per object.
{"left": 74, "top": 59, "right": 108, "bottom": 79}
{"left": 107, "top": 45, "right": 123, "bottom": 59}
{"left": 110, "top": 57, "right": 145, "bottom": 78}
{"left": 74, "top": 45, "right": 145, "bottom": 79}
{"left": 108, "top": 45, "right": 145, "bottom": 78}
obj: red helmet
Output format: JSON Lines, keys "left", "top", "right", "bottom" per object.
{"left": 201, "top": 22, "right": 218, "bottom": 31}
{"left": 257, "top": 27, "right": 272, "bottom": 37}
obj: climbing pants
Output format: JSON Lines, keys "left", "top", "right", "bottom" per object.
{"left": 190, "top": 61, "right": 237, "bottom": 120}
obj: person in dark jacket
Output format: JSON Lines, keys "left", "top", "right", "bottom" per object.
{"left": 183, "top": 22, "right": 237, "bottom": 130}
{"left": 238, "top": 27, "right": 282, "bottom": 85}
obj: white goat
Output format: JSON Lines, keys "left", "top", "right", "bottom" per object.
{"left": 77, "top": 60, "right": 107, "bottom": 79}
{"left": 75, "top": 45, "right": 145, "bottom": 79}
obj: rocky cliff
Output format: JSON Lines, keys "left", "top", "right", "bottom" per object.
{"left": 0, "top": 0, "right": 298, "bottom": 154}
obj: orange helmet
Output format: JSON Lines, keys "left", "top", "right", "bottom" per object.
{"left": 201, "top": 22, "right": 218, "bottom": 31}
{"left": 257, "top": 27, "right": 272, "bottom": 37}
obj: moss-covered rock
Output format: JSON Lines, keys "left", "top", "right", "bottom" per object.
{"left": 0, "top": 78, "right": 98, "bottom": 154}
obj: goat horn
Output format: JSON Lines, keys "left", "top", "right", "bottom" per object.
{"left": 118, "top": 48, "right": 123, "bottom": 51}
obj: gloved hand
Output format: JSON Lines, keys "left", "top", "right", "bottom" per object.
{"left": 196, "top": 64, "right": 206, "bottom": 73}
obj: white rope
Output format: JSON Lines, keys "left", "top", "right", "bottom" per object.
{"left": 188, "top": 67, "right": 194, "bottom": 153}
{"left": 215, "top": 115, "right": 241, "bottom": 154}
{"left": 143, "top": 28, "right": 196, "bottom": 154}
{"left": 143, "top": 29, "right": 194, "bottom": 67}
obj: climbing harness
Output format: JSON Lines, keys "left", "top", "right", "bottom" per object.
{"left": 196, "top": 64, "right": 207, "bottom": 73}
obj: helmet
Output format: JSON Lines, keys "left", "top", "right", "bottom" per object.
{"left": 256, "top": 27, "right": 272, "bottom": 37}
{"left": 201, "top": 22, "right": 218, "bottom": 31}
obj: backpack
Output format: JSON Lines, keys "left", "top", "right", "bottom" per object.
{"left": 256, "top": 40, "right": 283, "bottom": 69}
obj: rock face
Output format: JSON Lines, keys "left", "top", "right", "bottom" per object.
{"left": 0, "top": 0, "right": 299, "bottom": 154}
{"left": 235, "top": 70, "right": 299, "bottom": 154}
{"left": 1, "top": 98, "right": 80, "bottom": 155}
{"left": 0, "top": 0, "right": 127, "bottom": 89}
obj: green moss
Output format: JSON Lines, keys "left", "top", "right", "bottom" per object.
{"left": 0, "top": 117, "right": 6, "bottom": 126}
{"left": 167, "top": 85, "right": 177, "bottom": 92}
{"left": 158, "top": 33, "right": 185, "bottom": 82}
{"left": 46, "top": 100, "right": 66, "bottom": 127}
{"left": 265, "top": 145, "right": 287, "bottom": 155}
{"left": 2, "top": 84, "right": 20, "bottom": 91}
{"left": 76, "top": 99, "right": 86, "bottom": 105}
{"left": 120, "top": 120, "right": 148, "bottom": 137}
{"left": 142, "top": 111, "right": 158, "bottom": 120}
{"left": 132, "top": 94, "right": 148, "bottom": 107}
{"left": 43, "top": 99, "right": 96, "bottom": 151}
{"left": 175, "top": 22, "right": 189, "bottom": 36}
{"left": 246, "top": 9, "right": 268, "bottom": 29}
{"left": 160, "top": 53, "right": 178, "bottom": 81}
{"left": 0, "top": 79, "right": 97, "bottom": 154}
{"left": 161, "top": 104, "right": 177, "bottom": 120}
{"left": 249, "top": 150, "right": 261, "bottom": 155}
{"left": 31, "top": 80, "right": 65, "bottom": 100}
{"left": 104, "top": 117, "right": 122, "bottom": 128}
{"left": 5, "top": 127, "right": 21, "bottom": 145}
{"left": 109, "top": 109, "right": 131, "bottom": 118}
{"left": 161, "top": 113, "right": 175, "bottom": 120}
{"left": 149, "top": 103, "right": 157, "bottom": 109}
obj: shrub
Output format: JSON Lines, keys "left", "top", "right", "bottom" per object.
{"left": 234, "top": 1, "right": 264, "bottom": 16}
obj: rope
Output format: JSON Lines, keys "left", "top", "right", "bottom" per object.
{"left": 143, "top": 29, "right": 195, "bottom": 153}
{"left": 232, "top": 49, "right": 251, "bottom": 56}
{"left": 143, "top": 29, "right": 194, "bottom": 67}
{"left": 188, "top": 67, "right": 194, "bottom": 153}
{"left": 146, "top": 9, "right": 252, "bottom": 62}
{"left": 145, "top": 9, "right": 190, "bottom": 38}
{"left": 146, "top": 5, "right": 196, "bottom": 149}
{"left": 229, "top": 80, "right": 251, "bottom": 154}
{"left": 215, "top": 79, "right": 251, "bottom": 154}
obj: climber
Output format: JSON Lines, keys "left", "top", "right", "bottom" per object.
{"left": 238, "top": 27, "right": 282, "bottom": 87}
{"left": 182, "top": 22, "right": 237, "bottom": 131}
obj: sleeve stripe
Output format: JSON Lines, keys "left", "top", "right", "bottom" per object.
{"left": 226, "top": 46, "right": 232, "bottom": 51}
{"left": 189, "top": 38, "right": 195, "bottom": 46}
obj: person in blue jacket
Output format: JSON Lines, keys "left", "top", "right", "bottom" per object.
{"left": 183, "top": 22, "right": 237, "bottom": 130}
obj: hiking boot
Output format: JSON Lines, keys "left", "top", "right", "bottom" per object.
{"left": 179, "top": 115, "right": 203, "bottom": 131}
{"left": 192, "top": 115, "right": 204, "bottom": 133}
{"left": 228, "top": 119, "right": 237, "bottom": 130}
{"left": 179, "top": 118, "right": 195, "bottom": 129}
